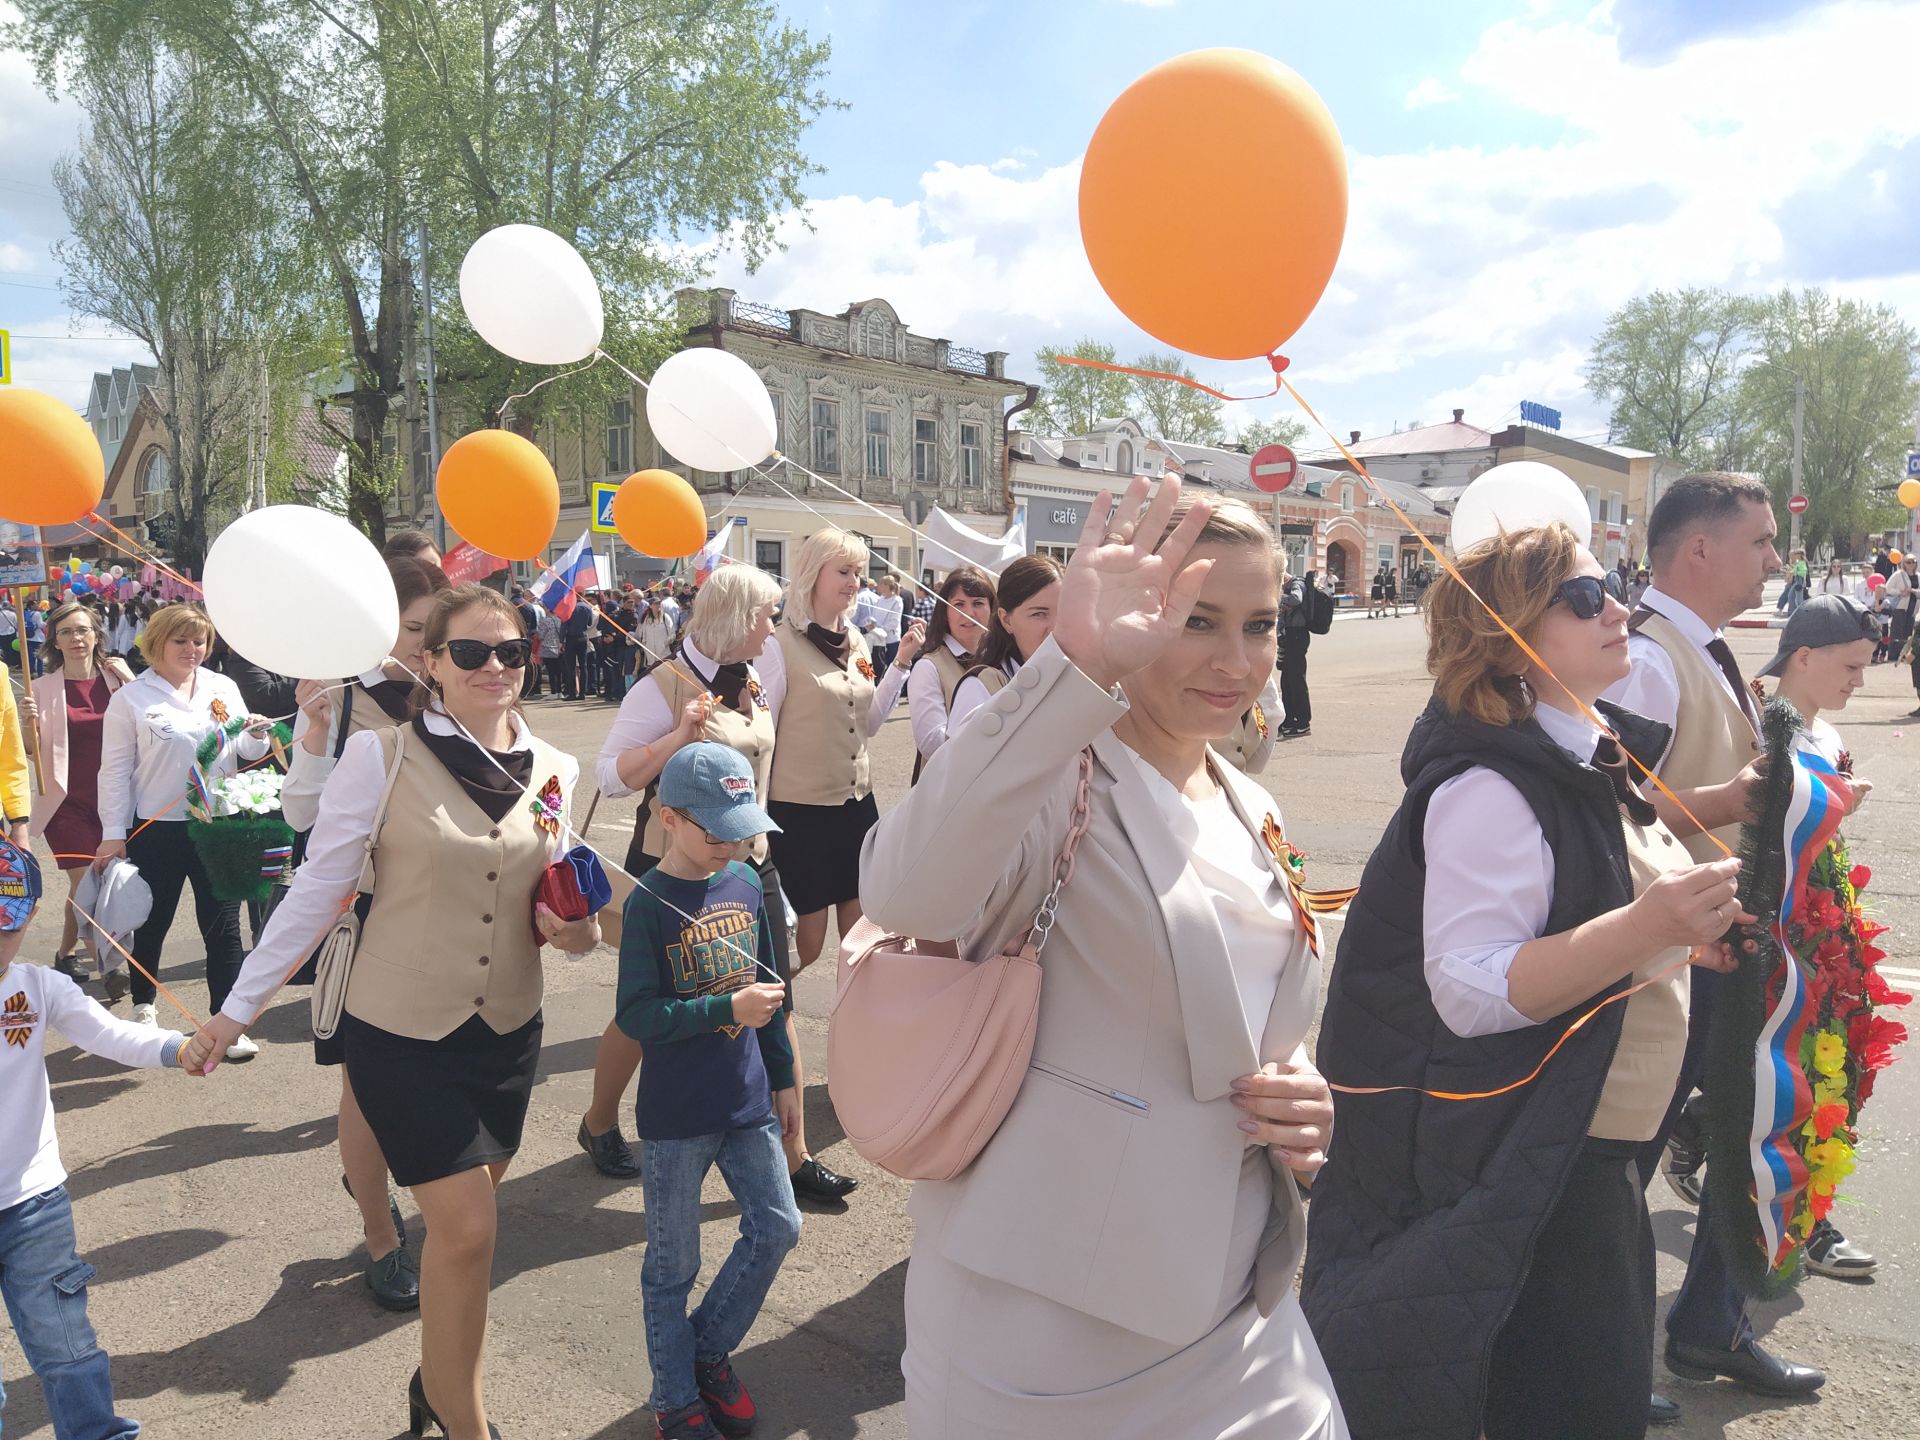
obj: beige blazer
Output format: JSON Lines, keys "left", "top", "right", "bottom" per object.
{"left": 27, "top": 662, "right": 133, "bottom": 838}
{"left": 860, "top": 635, "right": 1319, "bottom": 1349}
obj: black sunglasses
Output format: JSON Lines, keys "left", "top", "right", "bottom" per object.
{"left": 1549, "top": 575, "right": 1609, "bottom": 621}
{"left": 436, "top": 638, "right": 532, "bottom": 670}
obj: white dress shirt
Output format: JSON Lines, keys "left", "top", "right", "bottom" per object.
{"left": 596, "top": 636, "right": 757, "bottom": 799}
{"left": 949, "top": 657, "right": 1021, "bottom": 735}
{"left": 96, "top": 666, "right": 268, "bottom": 839}
{"left": 907, "top": 635, "right": 974, "bottom": 761}
{"left": 754, "top": 629, "right": 908, "bottom": 733}
{"left": 1421, "top": 702, "right": 1608, "bottom": 1039}
{"left": 1816, "top": 574, "right": 1852, "bottom": 597}
{"left": 282, "top": 667, "right": 392, "bottom": 833}
{"left": 1601, "top": 585, "right": 1744, "bottom": 775}
{"left": 863, "top": 592, "right": 905, "bottom": 644}
{"left": 220, "top": 710, "right": 578, "bottom": 1026}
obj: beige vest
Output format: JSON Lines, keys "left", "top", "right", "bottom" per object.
{"left": 343, "top": 682, "right": 397, "bottom": 741}
{"left": 769, "top": 621, "right": 874, "bottom": 806}
{"left": 910, "top": 643, "right": 973, "bottom": 784}
{"left": 348, "top": 725, "right": 566, "bottom": 1041}
{"left": 1633, "top": 611, "right": 1763, "bottom": 862}
{"left": 1221, "top": 698, "right": 1272, "bottom": 772}
{"left": 640, "top": 655, "right": 776, "bottom": 865}
{"left": 1588, "top": 812, "right": 1693, "bottom": 1141}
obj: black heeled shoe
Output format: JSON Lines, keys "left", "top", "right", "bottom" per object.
{"left": 407, "top": 1368, "right": 502, "bottom": 1438}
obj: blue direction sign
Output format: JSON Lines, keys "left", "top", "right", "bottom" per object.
{"left": 591, "top": 481, "right": 620, "bottom": 534}
{"left": 1907, "top": 452, "right": 1920, "bottom": 479}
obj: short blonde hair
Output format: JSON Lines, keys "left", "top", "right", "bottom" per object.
{"left": 1427, "top": 522, "right": 1583, "bottom": 726}
{"left": 1156, "top": 497, "right": 1282, "bottom": 580}
{"left": 138, "top": 603, "right": 216, "bottom": 665}
{"left": 689, "top": 563, "right": 783, "bottom": 659}
{"left": 783, "top": 527, "right": 870, "bottom": 630}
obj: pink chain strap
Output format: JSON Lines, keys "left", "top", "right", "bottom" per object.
{"left": 1025, "top": 750, "right": 1094, "bottom": 959}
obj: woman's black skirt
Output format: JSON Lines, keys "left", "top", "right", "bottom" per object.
{"left": 766, "top": 792, "right": 880, "bottom": 915}
{"left": 342, "top": 1009, "right": 543, "bottom": 1188}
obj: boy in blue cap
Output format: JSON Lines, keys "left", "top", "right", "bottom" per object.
{"left": 619, "top": 742, "right": 801, "bottom": 1439}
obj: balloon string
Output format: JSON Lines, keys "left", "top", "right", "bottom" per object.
{"left": 1325, "top": 954, "right": 1694, "bottom": 1099}
{"left": 78, "top": 511, "right": 204, "bottom": 596}
{"left": 1053, "top": 350, "right": 1290, "bottom": 403}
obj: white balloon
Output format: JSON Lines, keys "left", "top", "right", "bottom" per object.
{"left": 1449, "top": 461, "right": 1594, "bottom": 555}
{"left": 646, "top": 347, "right": 778, "bottom": 474}
{"left": 459, "top": 224, "right": 604, "bottom": 365}
{"left": 203, "top": 506, "right": 399, "bottom": 680}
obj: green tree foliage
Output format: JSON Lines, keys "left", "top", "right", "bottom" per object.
{"left": 1235, "top": 413, "right": 1309, "bottom": 452}
{"left": 1586, "top": 287, "right": 1754, "bottom": 467}
{"left": 1027, "top": 339, "right": 1132, "bottom": 436}
{"left": 1740, "top": 289, "right": 1918, "bottom": 553}
{"left": 9, "top": 0, "right": 835, "bottom": 545}
{"left": 1126, "top": 350, "right": 1225, "bottom": 445}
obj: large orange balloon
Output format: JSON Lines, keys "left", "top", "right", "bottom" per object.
{"left": 0, "top": 388, "right": 105, "bottom": 525}
{"left": 435, "top": 430, "right": 558, "bottom": 561}
{"left": 614, "top": 468, "right": 707, "bottom": 558}
{"left": 1898, "top": 478, "right": 1920, "bottom": 509}
{"left": 1079, "top": 49, "right": 1347, "bottom": 361}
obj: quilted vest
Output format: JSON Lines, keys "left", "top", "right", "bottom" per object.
{"left": 1300, "top": 695, "right": 1669, "bottom": 1440}
{"left": 768, "top": 621, "right": 874, "bottom": 806}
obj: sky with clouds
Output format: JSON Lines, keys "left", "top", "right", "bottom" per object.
{"left": 6, "top": 0, "right": 1919, "bottom": 449}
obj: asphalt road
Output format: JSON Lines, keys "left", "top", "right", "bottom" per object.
{"left": 7, "top": 603, "right": 1918, "bottom": 1437}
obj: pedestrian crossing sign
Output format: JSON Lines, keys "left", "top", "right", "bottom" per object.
{"left": 591, "top": 481, "right": 619, "bottom": 534}
{"left": 0, "top": 330, "right": 11, "bottom": 385}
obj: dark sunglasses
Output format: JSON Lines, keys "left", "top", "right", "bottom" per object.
{"left": 436, "top": 638, "right": 532, "bottom": 670}
{"left": 1549, "top": 575, "right": 1609, "bottom": 620}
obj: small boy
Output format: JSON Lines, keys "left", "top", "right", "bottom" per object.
{"left": 618, "top": 743, "right": 801, "bottom": 1440}
{"left": 1754, "top": 593, "right": 1879, "bottom": 1280}
{"left": 1, "top": 839, "right": 197, "bottom": 1439}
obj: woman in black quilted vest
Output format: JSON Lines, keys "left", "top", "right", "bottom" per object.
{"left": 1301, "top": 524, "right": 1745, "bottom": 1440}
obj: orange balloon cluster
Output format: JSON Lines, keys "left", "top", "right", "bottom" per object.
{"left": 0, "top": 388, "right": 106, "bottom": 525}
{"left": 435, "top": 430, "right": 559, "bottom": 561}
{"left": 1079, "top": 49, "right": 1347, "bottom": 361}
{"left": 614, "top": 469, "right": 706, "bottom": 558}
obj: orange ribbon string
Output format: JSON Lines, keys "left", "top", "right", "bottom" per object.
{"left": 1055, "top": 351, "right": 1290, "bottom": 403}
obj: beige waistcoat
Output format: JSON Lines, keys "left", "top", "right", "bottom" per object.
{"left": 640, "top": 657, "right": 775, "bottom": 865}
{"left": 1221, "top": 698, "right": 1272, "bottom": 771}
{"left": 769, "top": 622, "right": 874, "bottom": 806}
{"left": 1588, "top": 811, "right": 1693, "bottom": 1141}
{"left": 1631, "top": 611, "right": 1763, "bottom": 863}
{"left": 348, "top": 726, "right": 566, "bottom": 1041}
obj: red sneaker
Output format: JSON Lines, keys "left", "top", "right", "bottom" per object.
{"left": 695, "top": 1355, "right": 757, "bottom": 1437}
{"left": 655, "top": 1400, "right": 718, "bottom": 1439}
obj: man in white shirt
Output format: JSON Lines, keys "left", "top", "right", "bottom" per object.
{"left": 1603, "top": 472, "right": 1827, "bottom": 1406}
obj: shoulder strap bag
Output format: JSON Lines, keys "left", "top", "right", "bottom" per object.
{"left": 826, "top": 750, "right": 1094, "bottom": 1182}
{"left": 310, "top": 726, "right": 407, "bottom": 1040}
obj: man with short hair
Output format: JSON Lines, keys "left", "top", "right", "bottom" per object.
{"left": 1604, "top": 472, "right": 1828, "bottom": 1417}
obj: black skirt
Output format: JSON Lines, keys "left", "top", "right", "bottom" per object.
{"left": 625, "top": 822, "right": 793, "bottom": 1011}
{"left": 766, "top": 792, "right": 880, "bottom": 914}
{"left": 342, "top": 1009, "right": 543, "bottom": 1188}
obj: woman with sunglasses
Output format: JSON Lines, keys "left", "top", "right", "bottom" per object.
{"left": 191, "top": 584, "right": 600, "bottom": 1440}
{"left": 1303, "top": 525, "right": 1746, "bottom": 1440}
{"left": 22, "top": 602, "right": 134, "bottom": 987}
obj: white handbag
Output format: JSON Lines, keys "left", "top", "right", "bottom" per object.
{"left": 310, "top": 727, "right": 408, "bottom": 1040}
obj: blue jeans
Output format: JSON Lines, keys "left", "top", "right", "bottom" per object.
{"left": 640, "top": 1115, "right": 801, "bottom": 1412}
{"left": 0, "top": 1187, "right": 138, "bottom": 1439}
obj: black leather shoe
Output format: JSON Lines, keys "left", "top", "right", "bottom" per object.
{"left": 789, "top": 1156, "right": 858, "bottom": 1204}
{"left": 578, "top": 1119, "right": 643, "bottom": 1179}
{"left": 1665, "top": 1337, "right": 1826, "bottom": 1397}
{"left": 366, "top": 1245, "right": 420, "bottom": 1311}
{"left": 342, "top": 1173, "right": 406, "bottom": 1248}
{"left": 1649, "top": 1392, "right": 1682, "bottom": 1427}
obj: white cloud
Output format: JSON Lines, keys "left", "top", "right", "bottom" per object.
{"left": 1403, "top": 77, "right": 1457, "bottom": 109}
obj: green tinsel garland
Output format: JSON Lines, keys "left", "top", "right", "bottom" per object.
{"left": 1703, "top": 696, "right": 1804, "bottom": 1300}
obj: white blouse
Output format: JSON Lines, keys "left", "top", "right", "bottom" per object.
{"left": 281, "top": 667, "right": 392, "bottom": 832}
{"left": 96, "top": 666, "right": 269, "bottom": 838}
{"left": 219, "top": 710, "right": 578, "bottom": 1027}
{"left": 596, "top": 635, "right": 756, "bottom": 799}
{"left": 754, "top": 627, "right": 908, "bottom": 734}
{"left": 907, "top": 635, "right": 974, "bottom": 761}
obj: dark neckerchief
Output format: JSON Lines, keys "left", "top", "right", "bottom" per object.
{"left": 410, "top": 714, "right": 533, "bottom": 823}
{"left": 803, "top": 623, "right": 850, "bottom": 668}
{"left": 1591, "top": 735, "right": 1659, "bottom": 827}
{"left": 683, "top": 645, "right": 752, "bottom": 713}
{"left": 361, "top": 677, "right": 416, "bottom": 722}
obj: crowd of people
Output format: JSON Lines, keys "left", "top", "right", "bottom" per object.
{"left": 0, "top": 486, "right": 1899, "bottom": 1440}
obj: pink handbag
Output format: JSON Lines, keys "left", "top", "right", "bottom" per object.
{"left": 827, "top": 752, "right": 1094, "bottom": 1182}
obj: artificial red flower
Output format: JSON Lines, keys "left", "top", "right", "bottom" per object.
{"left": 1860, "top": 1069, "right": 1878, "bottom": 1102}
{"left": 1848, "top": 864, "right": 1872, "bottom": 893}
{"left": 1809, "top": 1188, "right": 1836, "bottom": 1221}
{"left": 1810, "top": 1101, "right": 1851, "bottom": 1140}
{"left": 1865, "top": 970, "right": 1913, "bottom": 1008}
{"left": 1862, "top": 1017, "right": 1909, "bottom": 1072}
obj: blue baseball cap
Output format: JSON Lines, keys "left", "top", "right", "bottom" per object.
{"left": 659, "top": 742, "right": 780, "bottom": 843}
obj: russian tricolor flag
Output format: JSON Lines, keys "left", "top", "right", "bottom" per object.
{"left": 531, "top": 530, "right": 598, "bottom": 621}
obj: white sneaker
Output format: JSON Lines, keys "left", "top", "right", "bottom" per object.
{"left": 131, "top": 1004, "right": 158, "bottom": 1027}
{"left": 224, "top": 1034, "right": 260, "bottom": 1062}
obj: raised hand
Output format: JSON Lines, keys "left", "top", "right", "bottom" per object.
{"left": 295, "top": 679, "right": 335, "bottom": 756}
{"left": 895, "top": 619, "right": 927, "bottom": 669}
{"left": 1054, "top": 476, "right": 1213, "bottom": 691}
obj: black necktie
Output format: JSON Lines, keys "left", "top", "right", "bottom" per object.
{"left": 1705, "top": 636, "right": 1761, "bottom": 735}
{"left": 1592, "top": 736, "right": 1658, "bottom": 826}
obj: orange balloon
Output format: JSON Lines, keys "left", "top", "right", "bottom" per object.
{"left": 435, "top": 430, "right": 559, "bottom": 561}
{"left": 0, "top": 388, "right": 105, "bottom": 525}
{"left": 1893, "top": 549, "right": 1906, "bottom": 565}
{"left": 614, "top": 469, "right": 707, "bottom": 558}
{"left": 1898, "top": 478, "right": 1920, "bottom": 509}
{"left": 1079, "top": 49, "right": 1347, "bottom": 361}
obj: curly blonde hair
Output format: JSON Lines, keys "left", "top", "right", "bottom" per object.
{"left": 1426, "top": 523, "right": 1584, "bottom": 726}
